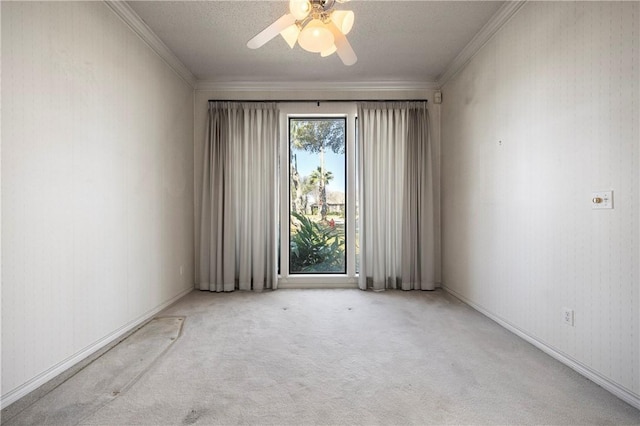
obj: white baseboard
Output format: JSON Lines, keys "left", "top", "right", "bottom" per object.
{"left": 0, "top": 286, "right": 194, "bottom": 409}
{"left": 442, "top": 285, "right": 640, "bottom": 411}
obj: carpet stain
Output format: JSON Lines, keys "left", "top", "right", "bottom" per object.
{"left": 2, "top": 317, "right": 184, "bottom": 426}
{"left": 182, "top": 409, "right": 202, "bottom": 425}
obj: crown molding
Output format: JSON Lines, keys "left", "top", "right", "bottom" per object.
{"left": 437, "top": 1, "right": 527, "bottom": 88}
{"left": 103, "top": 1, "right": 196, "bottom": 88}
{"left": 195, "top": 80, "right": 440, "bottom": 92}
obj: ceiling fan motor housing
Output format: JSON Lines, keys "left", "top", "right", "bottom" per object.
{"left": 314, "top": 0, "right": 336, "bottom": 12}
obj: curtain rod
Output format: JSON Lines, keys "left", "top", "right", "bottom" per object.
{"left": 208, "top": 99, "right": 428, "bottom": 105}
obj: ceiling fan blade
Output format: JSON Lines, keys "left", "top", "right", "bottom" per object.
{"left": 328, "top": 22, "right": 357, "bottom": 65}
{"left": 247, "top": 13, "right": 297, "bottom": 49}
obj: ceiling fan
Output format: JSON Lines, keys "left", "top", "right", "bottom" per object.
{"left": 247, "top": 0, "right": 357, "bottom": 66}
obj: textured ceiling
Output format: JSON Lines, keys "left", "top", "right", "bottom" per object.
{"left": 127, "top": 1, "right": 504, "bottom": 83}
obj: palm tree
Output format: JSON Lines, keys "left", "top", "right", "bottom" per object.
{"left": 309, "top": 167, "right": 334, "bottom": 221}
{"left": 298, "top": 176, "right": 316, "bottom": 215}
{"left": 290, "top": 154, "right": 302, "bottom": 213}
{"left": 290, "top": 119, "right": 344, "bottom": 220}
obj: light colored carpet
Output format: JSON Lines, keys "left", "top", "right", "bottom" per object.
{"left": 4, "top": 289, "right": 640, "bottom": 425}
{"left": 3, "top": 317, "right": 184, "bottom": 425}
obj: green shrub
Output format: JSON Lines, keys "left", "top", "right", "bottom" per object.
{"left": 290, "top": 212, "right": 345, "bottom": 273}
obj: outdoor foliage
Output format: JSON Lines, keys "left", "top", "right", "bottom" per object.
{"left": 290, "top": 120, "right": 345, "bottom": 154}
{"left": 290, "top": 165, "right": 318, "bottom": 215}
{"left": 290, "top": 212, "right": 345, "bottom": 273}
{"left": 309, "top": 166, "right": 334, "bottom": 220}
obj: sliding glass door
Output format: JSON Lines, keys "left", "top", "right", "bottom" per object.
{"left": 279, "top": 103, "right": 357, "bottom": 286}
{"left": 289, "top": 117, "right": 346, "bottom": 273}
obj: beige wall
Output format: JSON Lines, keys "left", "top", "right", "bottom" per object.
{"left": 441, "top": 1, "right": 639, "bottom": 405}
{"left": 1, "top": 1, "right": 194, "bottom": 405}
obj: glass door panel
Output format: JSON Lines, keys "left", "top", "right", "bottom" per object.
{"left": 289, "top": 117, "right": 346, "bottom": 274}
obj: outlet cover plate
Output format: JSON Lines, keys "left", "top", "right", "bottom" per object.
{"left": 562, "top": 307, "right": 575, "bottom": 326}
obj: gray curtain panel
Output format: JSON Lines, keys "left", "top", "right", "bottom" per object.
{"left": 198, "top": 102, "right": 279, "bottom": 292}
{"left": 357, "top": 102, "right": 439, "bottom": 290}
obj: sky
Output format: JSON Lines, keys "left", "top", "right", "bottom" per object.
{"left": 292, "top": 147, "right": 345, "bottom": 193}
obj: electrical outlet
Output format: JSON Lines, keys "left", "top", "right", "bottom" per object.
{"left": 180, "top": 265, "right": 184, "bottom": 276}
{"left": 562, "top": 308, "right": 574, "bottom": 326}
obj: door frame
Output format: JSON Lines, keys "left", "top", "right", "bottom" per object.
{"left": 277, "top": 102, "right": 358, "bottom": 288}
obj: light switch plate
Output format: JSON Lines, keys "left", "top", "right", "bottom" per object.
{"left": 592, "top": 190, "right": 613, "bottom": 209}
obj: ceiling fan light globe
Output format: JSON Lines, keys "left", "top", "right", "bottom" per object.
{"left": 289, "top": 0, "right": 311, "bottom": 20}
{"left": 298, "top": 19, "right": 334, "bottom": 53}
{"left": 320, "top": 45, "right": 337, "bottom": 57}
{"left": 331, "top": 10, "right": 354, "bottom": 35}
{"left": 280, "top": 24, "right": 300, "bottom": 48}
